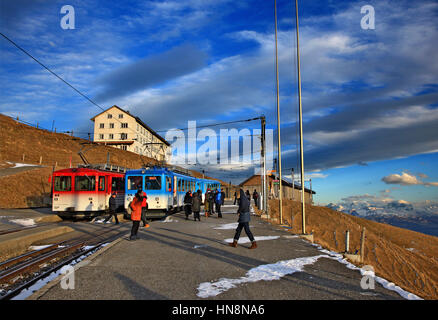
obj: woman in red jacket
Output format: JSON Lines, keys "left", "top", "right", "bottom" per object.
{"left": 129, "top": 191, "right": 144, "bottom": 241}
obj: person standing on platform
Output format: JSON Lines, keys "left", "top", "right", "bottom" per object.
{"left": 208, "top": 189, "right": 215, "bottom": 215}
{"left": 229, "top": 189, "right": 257, "bottom": 249}
{"left": 192, "top": 190, "right": 202, "bottom": 221}
{"left": 204, "top": 189, "right": 210, "bottom": 217}
{"left": 215, "top": 189, "right": 224, "bottom": 218}
{"left": 184, "top": 191, "right": 192, "bottom": 220}
{"left": 129, "top": 190, "right": 144, "bottom": 241}
{"left": 139, "top": 188, "right": 149, "bottom": 228}
{"left": 245, "top": 190, "right": 251, "bottom": 202}
{"left": 104, "top": 192, "right": 119, "bottom": 224}
{"left": 233, "top": 191, "right": 237, "bottom": 205}
{"left": 253, "top": 190, "right": 259, "bottom": 209}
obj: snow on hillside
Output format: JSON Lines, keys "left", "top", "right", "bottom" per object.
{"left": 327, "top": 198, "right": 438, "bottom": 236}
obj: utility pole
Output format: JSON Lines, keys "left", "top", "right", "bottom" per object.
{"left": 274, "top": 0, "right": 283, "bottom": 225}
{"left": 295, "top": 0, "right": 306, "bottom": 234}
{"left": 260, "top": 116, "right": 267, "bottom": 214}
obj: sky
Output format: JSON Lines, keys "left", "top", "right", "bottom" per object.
{"left": 0, "top": 0, "right": 437, "bottom": 207}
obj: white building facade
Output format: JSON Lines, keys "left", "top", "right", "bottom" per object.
{"left": 91, "top": 105, "right": 170, "bottom": 162}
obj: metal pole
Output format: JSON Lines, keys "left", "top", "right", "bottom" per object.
{"left": 295, "top": 0, "right": 306, "bottom": 234}
{"left": 274, "top": 0, "right": 283, "bottom": 225}
{"left": 261, "top": 116, "right": 267, "bottom": 215}
{"left": 310, "top": 178, "right": 312, "bottom": 205}
{"left": 345, "top": 230, "right": 350, "bottom": 253}
{"left": 360, "top": 228, "right": 366, "bottom": 263}
{"left": 291, "top": 168, "right": 295, "bottom": 200}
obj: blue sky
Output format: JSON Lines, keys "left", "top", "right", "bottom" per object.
{"left": 1, "top": 0, "right": 437, "bottom": 206}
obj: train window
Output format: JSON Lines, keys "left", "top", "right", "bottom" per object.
{"left": 98, "top": 177, "right": 105, "bottom": 191}
{"left": 75, "top": 175, "right": 96, "bottom": 191}
{"left": 54, "top": 176, "right": 71, "bottom": 191}
{"left": 145, "top": 176, "right": 162, "bottom": 190}
{"left": 178, "top": 179, "right": 182, "bottom": 192}
{"left": 112, "top": 177, "right": 124, "bottom": 191}
{"left": 127, "top": 176, "right": 143, "bottom": 190}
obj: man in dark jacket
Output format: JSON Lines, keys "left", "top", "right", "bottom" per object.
{"left": 184, "top": 191, "right": 192, "bottom": 220}
{"left": 229, "top": 189, "right": 257, "bottom": 249}
{"left": 214, "top": 190, "right": 222, "bottom": 218}
{"left": 253, "top": 190, "right": 259, "bottom": 209}
{"left": 192, "top": 190, "right": 202, "bottom": 221}
{"left": 104, "top": 192, "right": 119, "bottom": 224}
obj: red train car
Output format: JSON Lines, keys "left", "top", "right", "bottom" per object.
{"left": 51, "top": 167, "right": 125, "bottom": 217}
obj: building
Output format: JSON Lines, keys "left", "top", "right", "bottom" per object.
{"left": 91, "top": 105, "right": 170, "bottom": 162}
{"left": 239, "top": 174, "right": 315, "bottom": 204}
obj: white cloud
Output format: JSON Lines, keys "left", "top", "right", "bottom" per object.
{"left": 382, "top": 172, "right": 438, "bottom": 187}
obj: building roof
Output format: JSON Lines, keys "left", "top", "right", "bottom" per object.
{"left": 239, "top": 174, "right": 316, "bottom": 194}
{"left": 90, "top": 105, "right": 170, "bottom": 146}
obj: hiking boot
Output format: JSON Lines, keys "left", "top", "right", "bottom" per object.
{"left": 249, "top": 241, "right": 257, "bottom": 249}
{"left": 229, "top": 240, "right": 238, "bottom": 248}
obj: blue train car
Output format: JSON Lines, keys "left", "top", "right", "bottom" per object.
{"left": 124, "top": 167, "right": 220, "bottom": 218}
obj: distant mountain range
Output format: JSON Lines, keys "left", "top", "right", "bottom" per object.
{"left": 327, "top": 200, "right": 438, "bottom": 237}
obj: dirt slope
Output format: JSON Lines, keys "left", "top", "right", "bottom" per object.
{"left": 263, "top": 199, "right": 438, "bottom": 300}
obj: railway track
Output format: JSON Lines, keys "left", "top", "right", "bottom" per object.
{"left": 0, "top": 223, "right": 127, "bottom": 300}
{"left": 0, "top": 222, "right": 55, "bottom": 236}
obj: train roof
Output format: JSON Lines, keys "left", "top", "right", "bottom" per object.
{"left": 52, "top": 167, "right": 124, "bottom": 175}
{"left": 125, "top": 168, "right": 220, "bottom": 183}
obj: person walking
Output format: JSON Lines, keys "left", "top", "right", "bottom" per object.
{"left": 245, "top": 190, "right": 251, "bottom": 202}
{"left": 128, "top": 190, "right": 144, "bottom": 241}
{"left": 233, "top": 191, "right": 237, "bottom": 205}
{"left": 103, "top": 192, "right": 119, "bottom": 224}
{"left": 139, "top": 188, "right": 149, "bottom": 228}
{"left": 208, "top": 189, "right": 215, "bottom": 215}
{"left": 253, "top": 190, "right": 259, "bottom": 209}
{"left": 192, "top": 190, "right": 202, "bottom": 221}
{"left": 229, "top": 189, "right": 257, "bottom": 249}
{"left": 204, "top": 189, "right": 210, "bottom": 217}
{"left": 184, "top": 191, "right": 192, "bottom": 220}
{"left": 214, "top": 190, "right": 222, "bottom": 218}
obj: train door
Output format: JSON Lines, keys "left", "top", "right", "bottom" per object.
{"left": 173, "top": 176, "right": 177, "bottom": 207}
{"left": 97, "top": 175, "right": 106, "bottom": 211}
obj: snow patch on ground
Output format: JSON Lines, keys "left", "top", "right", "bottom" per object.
{"left": 9, "top": 218, "right": 35, "bottom": 227}
{"left": 197, "top": 239, "right": 422, "bottom": 300}
{"left": 6, "top": 162, "right": 40, "bottom": 168}
{"left": 194, "top": 244, "right": 208, "bottom": 249}
{"left": 197, "top": 255, "right": 326, "bottom": 298}
{"left": 214, "top": 223, "right": 238, "bottom": 230}
{"left": 224, "top": 236, "right": 279, "bottom": 244}
{"left": 316, "top": 247, "right": 422, "bottom": 300}
{"left": 161, "top": 216, "right": 177, "bottom": 223}
{"left": 10, "top": 243, "right": 109, "bottom": 300}
{"left": 29, "top": 245, "right": 53, "bottom": 251}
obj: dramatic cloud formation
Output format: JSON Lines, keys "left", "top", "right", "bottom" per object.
{"left": 382, "top": 172, "right": 438, "bottom": 187}
{"left": 94, "top": 44, "right": 208, "bottom": 102}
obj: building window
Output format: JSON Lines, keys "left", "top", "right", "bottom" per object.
{"left": 99, "top": 123, "right": 104, "bottom": 129}
{"left": 109, "top": 123, "right": 114, "bottom": 129}
{"left": 121, "top": 123, "right": 128, "bottom": 128}
{"left": 107, "top": 114, "right": 112, "bottom": 119}
{"left": 99, "top": 134, "right": 104, "bottom": 139}
{"left": 109, "top": 134, "right": 114, "bottom": 139}
{"left": 119, "top": 114, "right": 123, "bottom": 119}
{"left": 121, "top": 145, "right": 127, "bottom": 150}
{"left": 120, "top": 133, "right": 128, "bottom": 140}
